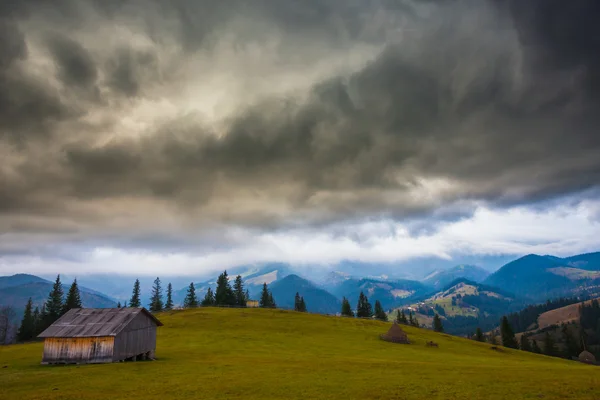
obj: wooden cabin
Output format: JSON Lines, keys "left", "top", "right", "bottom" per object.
{"left": 246, "top": 300, "right": 259, "bottom": 308}
{"left": 38, "top": 307, "right": 163, "bottom": 364}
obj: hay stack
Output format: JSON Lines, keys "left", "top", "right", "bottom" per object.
{"left": 578, "top": 350, "right": 597, "bottom": 365}
{"left": 380, "top": 321, "right": 410, "bottom": 344}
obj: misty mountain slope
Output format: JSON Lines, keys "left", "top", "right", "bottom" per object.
{"left": 483, "top": 254, "right": 600, "bottom": 300}
{"left": 0, "top": 274, "right": 50, "bottom": 289}
{"left": 564, "top": 252, "right": 600, "bottom": 271}
{"left": 332, "top": 278, "right": 428, "bottom": 310}
{"left": 269, "top": 274, "right": 341, "bottom": 314}
{"left": 0, "top": 281, "right": 117, "bottom": 319}
{"left": 172, "top": 264, "right": 293, "bottom": 306}
{"left": 422, "top": 265, "right": 490, "bottom": 290}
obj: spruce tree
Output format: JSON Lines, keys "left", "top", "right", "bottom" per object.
{"left": 165, "top": 283, "right": 174, "bottom": 311}
{"left": 45, "top": 275, "right": 64, "bottom": 325}
{"left": 233, "top": 275, "right": 246, "bottom": 306}
{"left": 117, "top": 302, "right": 121, "bottom": 308}
{"left": 475, "top": 327, "right": 484, "bottom": 342}
{"left": 543, "top": 332, "right": 558, "bottom": 357}
{"left": 215, "top": 271, "right": 235, "bottom": 306}
{"left": 561, "top": 324, "right": 580, "bottom": 359}
{"left": 17, "top": 298, "right": 35, "bottom": 342}
{"left": 129, "top": 279, "right": 141, "bottom": 308}
{"left": 341, "top": 297, "right": 354, "bottom": 317}
{"left": 531, "top": 339, "right": 542, "bottom": 354}
{"left": 184, "top": 282, "right": 199, "bottom": 308}
{"left": 201, "top": 287, "right": 215, "bottom": 306}
{"left": 374, "top": 300, "right": 387, "bottom": 321}
{"left": 294, "top": 292, "right": 301, "bottom": 311}
{"left": 299, "top": 297, "right": 306, "bottom": 312}
{"left": 401, "top": 310, "right": 408, "bottom": 324}
{"left": 520, "top": 334, "right": 531, "bottom": 352}
{"left": 38, "top": 303, "right": 48, "bottom": 333}
{"left": 408, "top": 311, "right": 414, "bottom": 326}
{"left": 500, "top": 316, "right": 518, "bottom": 349}
{"left": 356, "top": 292, "right": 373, "bottom": 318}
{"left": 32, "top": 306, "right": 40, "bottom": 336}
{"left": 245, "top": 289, "right": 250, "bottom": 302}
{"left": 412, "top": 313, "right": 419, "bottom": 327}
{"left": 259, "top": 283, "right": 271, "bottom": 308}
{"left": 149, "top": 277, "right": 164, "bottom": 312}
{"left": 433, "top": 313, "right": 444, "bottom": 332}
{"left": 268, "top": 292, "right": 276, "bottom": 308}
{"left": 123, "top": 301, "right": 128, "bottom": 308}
{"left": 62, "top": 279, "right": 82, "bottom": 314}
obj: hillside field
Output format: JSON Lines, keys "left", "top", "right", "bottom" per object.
{"left": 1, "top": 308, "right": 599, "bottom": 400}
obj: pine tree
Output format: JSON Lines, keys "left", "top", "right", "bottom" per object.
{"left": 45, "top": 275, "right": 64, "bottom": 325}
{"left": 500, "top": 316, "right": 518, "bottom": 349}
{"left": 294, "top": 292, "right": 301, "bottom": 311}
{"left": 215, "top": 271, "right": 235, "bottom": 306}
{"left": 475, "top": 327, "right": 484, "bottom": 342}
{"left": 233, "top": 275, "right": 246, "bottom": 306}
{"left": 412, "top": 313, "right": 419, "bottom": 327}
{"left": 149, "top": 277, "right": 164, "bottom": 312}
{"left": 245, "top": 289, "right": 250, "bottom": 302}
{"left": 374, "top": 300, "right": 387, "bottom": 321}
{"left": 341, "top": 297, "right": 354, "bottom": 317}
{"left": 401, "top": 310, "right": 408, "bottom": 324}
{"left": 561, "top": 324, "right": 580, "bottom": 359}
{"left": 259, "top": 283, "right": 271, "bottom": 308}
{"left": 165, "top": 283, "right": 174, "bottom": 311}
{"left": 62, "top": 279, "right": 82, "bottom": 314}
{"left": 299, "top": 297, "right": 306, "bottom": 312}
{"left": 38, "top": 303, "right": 48, "bottom": 333}
{"left": 32, "top": 306, "right": 40, "bottom": 336}
{"left": 356, "top": 292, "right": 373, "bottom": 318}
{"left": 201, "top": 287, "right": 215, "bottom": 306}
{"left": 117, "top": 302, "right": 121, "bottom": 308}
{"left": 531, "top": 339, "right": 542, "bottom": 354}
{"left": 17, "top": 298, "right": 35, "bottom": 342}
{"left": 520, "top": 334, "right": 532, "bottom": 352}
{"left": 184, "top": 282, "right": 198, "bottom": 308}
{"left": 433, "top": 313, "right": 444, "bottom": 332}
{"left": 123, "top": 301, "right": 128, "bottom": 308}
{"left": 129, "top": 279, "right": 141, "bottom": 308}
{"left": 268, "top": 292, "right": 276, "bottom": 308}
{"left": 543, "top": 331, "right": 558, "bottom": 357}
{"left": 408, "top": 311, "right": 414, "bottom": 326}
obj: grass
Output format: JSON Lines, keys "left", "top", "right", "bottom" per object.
{"left": 1, "top": 308, "right": 599, "bottom": 400}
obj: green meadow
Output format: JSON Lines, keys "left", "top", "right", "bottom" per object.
{"left": 1, "top": 308, "right": 598, "bottom": 400}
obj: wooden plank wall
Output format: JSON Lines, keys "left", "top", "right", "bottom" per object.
{"left": 42, "top": 337, "right": 114, "bottom": 364}
{"left": 113, "top": 312, "right": 157, "bottom": 361}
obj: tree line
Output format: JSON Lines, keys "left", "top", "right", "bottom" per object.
{"left": 470, "top": 312, "right": 590, "bottom": 361}
{"left": 339, "top": 291, "right": 390, "bottom": 322}
{"left": 17, "top": 275, "right": 83, "bottom": 342}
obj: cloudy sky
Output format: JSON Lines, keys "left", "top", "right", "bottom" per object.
{"left": 1, "top": 0, "right": 599, "bottom": 277}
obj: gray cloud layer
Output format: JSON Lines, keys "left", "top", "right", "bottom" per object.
{"left": 1, "top": 0, "right": 599, "bottom": 256}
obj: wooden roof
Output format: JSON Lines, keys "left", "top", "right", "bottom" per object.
{"left": 38, "top": 308, "right": 163, "bottom": 338}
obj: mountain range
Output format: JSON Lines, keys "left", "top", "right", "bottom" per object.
{"left": 2, "top": 251, "right": 600, "bottom": 327}
{"left": 0, "top": 274, "right": 117, "bottom": 321}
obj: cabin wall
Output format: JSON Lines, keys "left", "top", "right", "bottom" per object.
{"left": 113, "top": 312, "right": 157, "bottom": 361}
{"left": 42, "top": 337, "right": 114, "bottom": 364}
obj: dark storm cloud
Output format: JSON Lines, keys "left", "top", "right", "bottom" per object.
{"left": 46, "top": 33, "right": 97, "bottom": 88}
{"left": 1, "top": 0, "right": 600, "bottom": 249}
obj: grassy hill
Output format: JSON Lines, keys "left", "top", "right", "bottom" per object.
{"left": 1, "top": 308, "right": 599, "bottom": 400}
